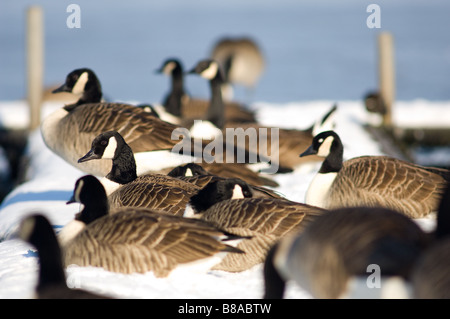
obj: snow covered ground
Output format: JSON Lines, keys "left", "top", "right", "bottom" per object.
{"left": 0, "top": 99, "right": 446, "bottom": 299}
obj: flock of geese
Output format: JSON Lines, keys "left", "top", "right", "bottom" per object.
{"left": 14, "top": 37, "right": 450, "bottom": 299}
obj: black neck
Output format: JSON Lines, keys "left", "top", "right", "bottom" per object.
{"left": 436, "top": 183, "right": 450, "bottom": 240}
{"left": 34, "top": 225, "right": 66, "bottom": 292}
{"left": 319, "top": 140, "right": 344, "bottom": 174}
{"left": 105, "top": 144, "right": 137, "bottom": 184}
{"left": 263, "top": 243, "right": 286, "bottom": 299}
{"left": 63, "top": 79, "right": 102, "bottom": 112}
{"left": 163, "top": 68, "right": 185, "bottom": 116}
{"left": 76, "top": 198, "right": 109, "bottom": 225}
{"left": 207, "top": 73, "right": 226, "bottom": 130}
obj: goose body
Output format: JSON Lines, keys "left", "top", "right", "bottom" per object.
{"left": 188, "top": 59, "right": 337, "bottom": 172}
{"left": 42, "top": 68, "right": 196, "bottom": 177}
{"left": 18, "top": 214, "right": 112, "bottom": 299}
{"left": 263, "top": 206, "right": 431, "bottom": 299}
{"left": 300, "top": 130, "right": 450, "bottom": 218}
{"left": 61, "top": 175, "right": 245, "bottom": 277}
{"left": 188, "top": 179, "right": 326, "bottom": 272}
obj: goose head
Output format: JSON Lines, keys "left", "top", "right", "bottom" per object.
{"left": 189, "top": 178, "right": 253, "bottom": 213}
{"left": 52, "top": 68, "right": 102, "bottom": 103}
{"left": 300, "top": 130, "right": 342, "bottom": 159}
{"left": 78, "top": 131, "right": 125, "bottom": 163}
{"left": 188, "top": 59, "right": 222, "bottom": 81}
{"left": 156, "top": 58, "right": 183, "bottom": 76}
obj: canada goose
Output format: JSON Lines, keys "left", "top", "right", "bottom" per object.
{"left": 299, "top": 130, "right": 450, "bottom": 218}
{"left": 18, "top": 213, "right": 112, "bottom": 299}
{"left": 263, "top": 206, "right": 431, "bottom": 299}
{"left": 42, "top": 68, "right": 201, "bottom": 177}
{"left": 411, "top": 182, "right": 450, "bottom": 298}
{"left": 210, "top": 36, "right": 265, "bottom": 101}
{"left": 78, "top": 131, "right": 281, "bottom": 215}
{"left": 155, "top": 58, "right": 256, "bottom": 125}
{"left": 45, "top": 68, "right": 266, "bottom": 177}
{"left": 60, "top": 175, "right": 245, "bottom": 277}
{"left": 188, "top": 59, "right": 337, "bottom": 172}
{"left": 166, "top": 162, "right": 279, "bottom": 187}
{"left": 187, "top": 178, "right": 326, "bottom": 272}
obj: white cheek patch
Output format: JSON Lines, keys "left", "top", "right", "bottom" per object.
{"left": 200, "top": 62, "right": 219, "bottom": 80}
{"left": 74, "top": 180, "right": 84, "bottom": 203}
{"left": 19, "top": 217, "right": 36, "bottom": 242}
{"left": 231, "top": 185, "right": 244, "bottom": 199}
{"left": 185, "top": 168, "right": 193, "bottom": 177}
{"left": 317, "top": 136, "right": 334, "bottom": 157}
{"left": 163, "top": 61, "right": 176, "bottom": 75}
{"left": 71, "top": 71, "right": 89, "bottom": 95}
{"left": 102, "top": 137, "right": 118, "bottom": 159}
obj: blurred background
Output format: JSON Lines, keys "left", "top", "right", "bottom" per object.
{"left": 1, "top": 0, "right": 450, "bottom": 104}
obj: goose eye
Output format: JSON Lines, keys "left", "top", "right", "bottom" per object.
{"left": 101, "top": 140, "right": 107, "bottom": 146}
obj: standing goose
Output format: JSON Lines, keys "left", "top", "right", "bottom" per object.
{"left": 155, "top": 58, "right": 256, "bottom": 125}
{"left": 60, "top": 175, "right": 245, "bottom": 277}
{"left": 18, "top": 213, "right": 112, "bottom": 299}
{"left": 42, "top": 68, "right": 198, "bottom": 177}
{"left": 188, "top": 59, "right": 337, "bottom": 172}
{"left": 187, "top": 178, "right": 326, "bottom": 272}
{"left": 78, "top": 131, "right": 282, "bottom": 215}
{"left": 299, "top": 130, "right": 450, "bottom": 218}
{"left": 262, "top": 206, "right": 431, "bottom": 299}
{"left": 210, "top": 36, "right": 265, "bottom": 101}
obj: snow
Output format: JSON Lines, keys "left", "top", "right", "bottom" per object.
{"left": 0, "top": 99, "right": 447, "bottom": 299}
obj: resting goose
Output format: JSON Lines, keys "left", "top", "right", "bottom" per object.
{"left": 263, "top": 206, "right": 431, "bottom": 299}
{"left": 59, "top": 175, "right": 246, "bottom": 277}
{"left": 188, "top": 59, "right": 337, "bottom": 172}
{"left": 299, "top": 130, "right": 450, "bottom": 218}
{"left": 78, "top": 131, "right": 282, "bottom": 215}
{"left": 45, "top": 68, "right": 268, "bottom": 177}
{"left": 42, "top": 68, "right": 198, "bottom": 177}
{"left": 166, "top": 162, "right": 279, "bottom": 187}
{"left": 18, "top": 214, "right": 112, "bottom": 299}
{"left": 186, "top": 178, "right": 326, "bottom": 272}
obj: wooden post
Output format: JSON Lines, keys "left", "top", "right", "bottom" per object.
{"left": 26, "top": 6, "right": 44, "bottom": 131}
{"left": 378, "top": 32, "right": 395, "bottom": 128}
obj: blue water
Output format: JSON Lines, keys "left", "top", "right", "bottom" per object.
{"left": 1, "top": 0, "right": 450, "bottom": 104}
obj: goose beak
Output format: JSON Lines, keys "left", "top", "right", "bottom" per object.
{"left": 186, "top": 68, "right": 197, "bottom": 75}
{"left": 154, "top": 68, "right": 163, "bottom": 74}
{"left": 66, "top": 195, "right": 76, "bottom": 205}
{"left": 299, "top": 145, "right": 317, "bottom": 157}
{"left": 52, "top": 83, "right": 70, "bottom": 94}
{"left": 78, "top": 149, "right": 100, "bottom": 163}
